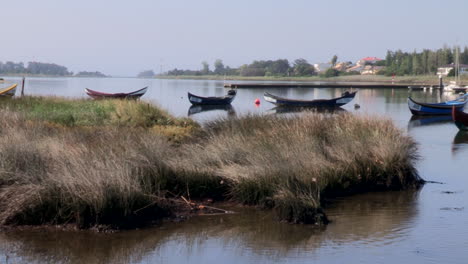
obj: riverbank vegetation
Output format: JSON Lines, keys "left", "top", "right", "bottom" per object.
{"left": 163, "top": 45, "right": 468, "bottom": 78}
{"left": 379, "top": 46, "right": 468, "bottom": 76}
{"left": 0, "top": 97, "right": 422, "bottom": 229}
{"left": 157, "top": 74, "right": 468, "bottom": 85}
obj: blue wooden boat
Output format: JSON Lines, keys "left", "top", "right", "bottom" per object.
{"left": 407, "top": 94, "right": 468, "bottom": 115}
{"left": 264, "top": 91, "right": 357, "bottom": 107}
{"left": 188, "top": 90, "right": 236, "bottom": 105}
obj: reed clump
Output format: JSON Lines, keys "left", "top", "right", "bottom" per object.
{"left": 174, "top": 113, "right": 421, "bottom": 224}
{"left": 0, "top": 97, "right": 421, "bottom": 228}
{"left": 0, "top": 111, "right": 181, "bottom": 228}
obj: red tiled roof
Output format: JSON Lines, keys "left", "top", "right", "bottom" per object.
{"left": 361, "top": 57, "right": 382, "bottom": 61}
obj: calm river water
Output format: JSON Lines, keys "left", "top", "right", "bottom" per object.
{"left": 1, "top": 77, "right": 467, "bottom": 264}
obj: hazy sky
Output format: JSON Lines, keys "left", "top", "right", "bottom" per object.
{"left": 2, "top": 0, "right": 468, "bottom": 76}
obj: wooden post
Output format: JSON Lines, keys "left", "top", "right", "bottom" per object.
{"left": 21, "top": 77, "right": 25, "bottom": 96}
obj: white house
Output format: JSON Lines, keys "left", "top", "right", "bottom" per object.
{"left": 437, "top": 63, "right": 468, "bottom": 76}
{"left": 361, "top": 65, "right": 385, "bottom": 75}
{"left": 313, "top": 63, "right": 332, "bottom": 73}
{"left": 346, "top": 65, "right": 364, "bottom": 73}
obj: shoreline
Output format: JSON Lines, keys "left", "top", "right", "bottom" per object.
{"left": 1, "top": 74, "right": 466, "bottom": 86}
{"left": 156, "top": 74, "right": 467, "bottom": 85}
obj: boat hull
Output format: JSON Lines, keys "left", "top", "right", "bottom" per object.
{"left": 188, "top": 90, "right": 236, "bottom": 105}
{"left": 85, "top": 87, "right": 148, "bottom": 99}
{"left": 0, "top": 84, "right": 18, "bottom": 97}
{"left": 408, "top": 96, "right": 467, "bottom": 115}
{"left": 452, "top": 106, "right": 468, "bottom": 131}
{"left": 264, "top": 91, "right": 357, "bottom": 107}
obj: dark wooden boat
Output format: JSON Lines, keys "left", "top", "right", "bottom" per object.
{"left": 452, "top": 106, "right": 468, "bottom": 131}
{"left": 188, "top": 90, "right": 236, "bottom": 105}
{"left": 263, "top": 91, "right": 357, "bottom": 107}
{"left": 85, "top": 87, "right": 148, "bottom": 99}
{"left": 408, "top": 94, "right": 468, "bottom": 115}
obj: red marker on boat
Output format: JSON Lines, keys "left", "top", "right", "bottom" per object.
{"left": 254, "top": 98, "right": 260, "bottom": 105}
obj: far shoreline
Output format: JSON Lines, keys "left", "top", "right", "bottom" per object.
{"left": 2, "top": 74, "right": 466, "bottom": 86}
{"left": 155, "top": 74, "right": 466, "bottom": 85}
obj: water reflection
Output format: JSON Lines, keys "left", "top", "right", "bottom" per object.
{"left": 407, "top": 115, "right": 453, "bottom": 131}
{"left": 1, "top": 78, "right": 466, "bottom": 263}
{"left": 0, "top": 190, "right": 419, "bottom": 264}
{"left": 451, "top": 131, "right": 468, "bottom": 155}
{"left": 267, "top": 106, "right": 347, "bottom": 114}
{"left": 188, "top": 104, "right": 236, "bottom": 116}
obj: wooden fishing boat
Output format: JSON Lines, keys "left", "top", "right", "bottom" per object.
{"left": 85, "top": 87, "right": 148, "bottom": 99}
{"left": 264, "top": 90, "right": 357, "bottom": 107}
{"left": 408, "top": 94, "right": 468, "bottom": 115}
{"left": 0, "top": 84, "right": 18, "bottom": 97}
{"left": 188, "top": 90, "right": 237, "bottom": 105}
{"left": 452, "top": 106, "right": 468, "bottom": 131}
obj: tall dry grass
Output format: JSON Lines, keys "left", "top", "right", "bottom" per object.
{"left": 174, "top": 113, "right": 421, "bottom": 224}
{"left": 0, "top": 97, "right": 421, "bottom": 228}
{"left": 0, "top": 110, "right": 183, "bottom": 228}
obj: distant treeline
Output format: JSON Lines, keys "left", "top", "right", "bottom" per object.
{"left": 165, "top": 46, "right": 468, "bottom": 77}
{"left": 167, "top": 58, "right": 316, "bottom": 77}
{"left": 0, "top": 61, "right": 71, "bottom": 76}
{"left": 379, "top": 46, "right": 468, "bottom": 76}
{"left": 75, "top": 71, "right": 107, "bottom": 77}
{"left": 0, "top": 61, "right": 108, "bottom": 77}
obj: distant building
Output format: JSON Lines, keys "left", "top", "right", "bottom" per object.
{"left": 346, "top": 65, "right": 364, "bottom": 73}
{"left": 437, "top": 63, "right": 468, "bottom": 76}
{"left": 333, "top": 62, "right": 351, "bottom": 71}
{"left": 361, "top": 65, "right": 385, "bottom": 75}
{"left": 356, "top": 57, "right": 382, "bottom": 66}
{"left": 313, "top": 63, "right": 332, "bottom": 73}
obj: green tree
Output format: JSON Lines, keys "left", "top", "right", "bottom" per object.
{"left": 267, "top": 59, "right": 290, "bottom": 76}
{"left": 201, "top": 61, "right": 210, "bottom": 75}
{"left": 292, "top": 59, "right": 315, "bottom": 76}
{"left": 412, "top": 52, "right": 423, "bottom": 75}
{"left": 427, "top": 51, "right": 438, "bottom": 74}
{"left": 331, "top": 55, "right": 338, "bottom": 66}
{"left": 461, "top": 47, "right": 468, "bottom": 64}
{"left": 322, "top": 68, "right": 339, "bottom": 78}
{"left": 213, "top": 59, "right": 225, "bottom": 75}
